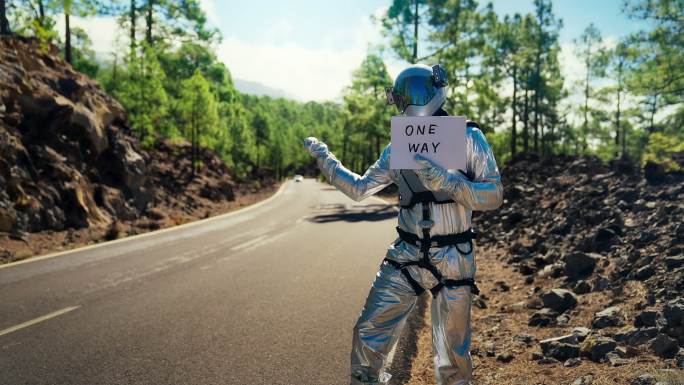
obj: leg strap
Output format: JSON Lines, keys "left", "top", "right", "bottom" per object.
{"left": 383, "top": 259, "right": 425, "bottom": 296}
{"left": 429, "top": 278, "right": 480, "bottom": 297}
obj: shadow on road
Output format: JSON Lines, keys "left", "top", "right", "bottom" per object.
{"left": 308, "top": 204, "right": 397, "bottom": 223}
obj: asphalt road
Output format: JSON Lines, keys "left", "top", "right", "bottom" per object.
{"left": 0, "top": 179, "right": 400, "bottom": 385}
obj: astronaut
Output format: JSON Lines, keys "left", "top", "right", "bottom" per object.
{"left": 304, "top": 64, "right": 503, "bottom": 385}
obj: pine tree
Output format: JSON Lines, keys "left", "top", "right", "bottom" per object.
{"left": 114, "top": 44, "right": 169, "bottom": 145}
{"left": 575, "top": 23, "right": 608, "bottom": 153}
{"left": 178, "top": 69, "right": 219, "bottom": 177}
{"left": 380, "top": 0, "right": 431, "bottom": 63}
{"left": 1, "top": 0, "right": 10, "bottom": 34}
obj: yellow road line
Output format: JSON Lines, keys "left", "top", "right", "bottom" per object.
{"left": 0, "top": 181, "right": 290, "bottom": 270}
{"left": 0, "top": 306, "right": 81, "bottom": 337}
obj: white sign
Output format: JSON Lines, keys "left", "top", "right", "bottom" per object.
{"left": 390, "top": 116, "right": 467, "bottom": 170}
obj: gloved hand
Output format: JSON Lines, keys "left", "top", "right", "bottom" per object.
{"left": 303, "top": 137, "right": 329, "bottom": 159}
{"left": 414, "top": 154, "right": 468, "bottom": 192}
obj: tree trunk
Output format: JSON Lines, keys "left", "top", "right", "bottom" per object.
{"left": 523, "top": 85, "right": 529, "bottom": 152}
{"left": 540, "top": 114, "right": 545, "bottom": 155}
{"left": 533, "top": 93, "right": 539, "bottom": 153}
{"left": 583, "top": 57, "right": 590, "bottom": 153}
{"left": 65, "top": 12, "right": 72, "bottom": 64}
{"left": 648, "top": 94, "right": 657, "bottom": 134}
{"left": 130, "top": 0, "right": 137, "bottom": 55}
{"left": 0, "top": 0, "right": 10, "bottom": 35}
{"left": 549, "top": 121, "right": 555, "bottom": 156}
{"left": 375, "top": 135, "right": 380, "bottom": 159}
{"left": 341, "top": 125, "right": 349, "bottom": 164}
{"left": 39, "top": 0, "right": 45, "bottom": 25}
{"left": 256, "top": 141, "right": 260, "bottom": 169}
{"left": 112, "top": 53, "right": 119, "bottom": 86}
{"left": 511, "top": 65, "right": 517, "bottom": 157}
{"left": 192, "top": 96, "right": 198, "bottom": 178}
{"left": 412, "top": 0, "right": 418, "bottom": 63}
{"left": 615, "top": 84, "right": 621, "bottom": 158}
{"left": 533, "top": 20, "right": 542, "bottom": 154}
{"left": 146, "top": 0, "right": 153, "bottom": 44}
{"left": 621, "top": 104, "right": 627, "bottom": 157}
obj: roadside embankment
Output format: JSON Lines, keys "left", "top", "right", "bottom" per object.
{"left": 0, "top": 36, "right": 279, "bottom": 263}
{"left": 406, "top": 153, "right": 684, "bottom": 384}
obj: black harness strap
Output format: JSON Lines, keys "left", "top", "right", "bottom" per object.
{"left": 399, "top": 170, "right": 454, "bottom": 208}
{"left": 430, "top": 278, "right": 480, "bottom": 297}
{"left": 384, "top": 202, "right": 480, "bottom": 298}
{"left": 395, "top": 227, "right": 477, "bottom": 254}
{"left": 384, "top": 259, "right": 426, "bottom": 295}
{"left": 389, "top": 119, "right": 483, "bottom": 297}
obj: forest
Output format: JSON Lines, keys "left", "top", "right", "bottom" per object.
{"left": 0, "top": 0, "right": 682, "bottom": 177}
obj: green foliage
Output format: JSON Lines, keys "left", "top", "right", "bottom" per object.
{"left": 7, "top": 0, "right": 59, "bottom": 47}
{"left": 70, "top": 26, "right": 99, "bottom": 77}
{"left": 379, "top": 0, "right": 431, "bottom": 63}
{"left": 178, "top": 69, "right": 220, "bottom": 174}
{"left": 643, "top": 132, "right": 684, "bottom": 171}
{"left": 340, "top": 52, "right": 393, "bottom": 172}
{"left": 575, "top": 23, "right": 610, "bottom": 153}
{"left": 7, "top": 0, "right": 683, "bottom": 181}
{"left": 111, "top": 44, "right": 170, "bottom": 144}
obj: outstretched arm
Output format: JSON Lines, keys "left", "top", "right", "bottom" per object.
{"left": 304, "top": 137, "right": 393, "bottom": 202}
{"left": 414, "top": 127, "right": 503, "bottom": 211}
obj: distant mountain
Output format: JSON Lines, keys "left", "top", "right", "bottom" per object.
{"left": 233, "top": 78, "right": 288, "bottom": 99}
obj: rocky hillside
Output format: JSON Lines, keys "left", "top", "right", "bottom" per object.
{"left": 0, "top": 36, "right": 275, "bottom": 262}
{"left": 474, "top": 153, "right": 684, "bottom": 369}
{"left": 0, "top": 36, "right": 152, "bottom": 235}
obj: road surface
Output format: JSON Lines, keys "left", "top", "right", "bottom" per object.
{"left": 0, "top": 179, "right": 400, "bottom": 385}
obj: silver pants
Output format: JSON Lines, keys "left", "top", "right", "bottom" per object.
{"left": 350, "top": 260, "right": 473, "bottom": 385}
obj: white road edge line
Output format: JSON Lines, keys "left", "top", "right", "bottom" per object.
{"left": 0, "top": 306, "right": 81, "bottom": 338}
{"left": 230, "top": 235, "right": 269, "bottom": 251}
{"left": 0, "top": 181, "right": 290, "bottom": 270}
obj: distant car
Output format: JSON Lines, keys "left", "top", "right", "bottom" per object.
{"left": 293, "top": 174, "right": 304, "bottom": 182}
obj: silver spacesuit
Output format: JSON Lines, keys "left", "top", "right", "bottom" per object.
{"left": 305, "top": 64, "right": 502, "bottom": 385}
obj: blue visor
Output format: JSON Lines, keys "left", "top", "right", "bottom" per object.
{"left": 392, "top": 75, "right": 437, "bottom": 112}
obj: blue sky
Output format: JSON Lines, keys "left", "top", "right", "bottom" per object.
{"left": 198, "top": 0, "right": 643, "bottom": 100}
{"left": 67, "top": 0, "right": 647, "bottom": 101}
{"left": 209, "top": 0, "right": 642, "bottom": 48}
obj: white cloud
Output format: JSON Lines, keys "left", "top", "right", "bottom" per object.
{"left": 216, "top": 37, "right": 366, "bottom": 101}
{"left": 199, "top": 0, "right": 220, "bottom": 27}
{"left": 50, "top": 3, "right": 404, "bottom": 101}
{"left": 262, "top": 19, "right": 295, "bottom": 42}
{"left": 215, "top": 8, "right": 389, "bottom": 102}
{"left": 55, "top": 14, "right": 120, "bottom": 59}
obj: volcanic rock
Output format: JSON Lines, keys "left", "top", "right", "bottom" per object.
{"left": 650, "top": 333, "right": 679, "bottom": 359}
{"left": 571, "top": 327, "right": 592, "bottom": 342}
{"left": 496, "top": 352, "right": 514, "bottom": 363}
{"left": 540, "top": 335, "right": 580, "bottom": 361}
{"left": 635, "top": 265, "right": 655, "bottom": 281}
{"left": 580, "top": 335, "right": 617, "bottom": 362}
{"left": 564, "top": 357, "right": 581, "bottom": 367}
{"left": 573, "top": 280, "right": 592, "bottom": 294}
{"left": 663, "top": 299, "right": 684, "bottom": 327}
{"left": 605, "top": 351, "right": 630, "bottom": 366}
{"left": 528, "top": 308, "right": 559, "bottom": 327}
{"left": 563, "top": 252, "right": 597, "bottom": 279}
{"left": 572, "top": 375, "right": 594, "bottom": 385}
{"left": 634, "top": 310, "right": 660, "bottom": 328}
{"left": 592, "top": 306, "right": 624, "bottom": 329}
{"left": 631, "top": 374, "right": 656, "bottom": 385}
{"left": 540, "top": 288, "right": 578, "bottom": 313}
{"left": 0, "top": 37, "right": 149, "bottom": 232}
